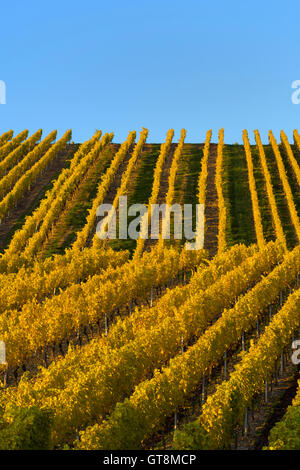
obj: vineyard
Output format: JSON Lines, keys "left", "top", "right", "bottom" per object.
{"left": 0, "top": 127, "right": 299, "bottom": 451}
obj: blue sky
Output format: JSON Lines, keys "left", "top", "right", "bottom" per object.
{"left": 0, "top": 0, "right": 299, "bottom": 144}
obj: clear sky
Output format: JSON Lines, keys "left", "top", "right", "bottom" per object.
{"left": 0, "top": 0, "right": 300, "bottom": 144}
